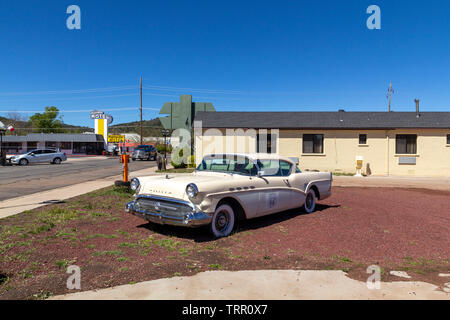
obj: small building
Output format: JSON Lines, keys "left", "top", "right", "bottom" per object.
{"left": 194, "top": 111, "right": 450, "bottom": 177}
{"left": 2, "top": 133, "right": 105, "bottom": 155}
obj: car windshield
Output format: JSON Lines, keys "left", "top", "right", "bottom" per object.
{"left": 196, "top": 155, "right": 258, "bottom": 176}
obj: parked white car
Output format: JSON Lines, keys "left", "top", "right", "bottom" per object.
{"left": 9, "top": 149, "right": 67, "bottom": 166}
{"left": 126, "top": 153, "right": 332, "bottom": 238}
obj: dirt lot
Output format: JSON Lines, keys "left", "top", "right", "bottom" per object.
{"left": 0, "top": 186, "right": 449, "bottom": 299}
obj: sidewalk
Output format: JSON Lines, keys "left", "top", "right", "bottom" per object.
{"left": 333, "top": 175, "right": 450, "bottom": 191}
{"left": 0, "top": 165, "right": 160, "bottom": 220}
{"left": 50, "top": 270, "right": 449, "bottom": 300}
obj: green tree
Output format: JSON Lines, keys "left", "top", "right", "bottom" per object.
{"left": 29, "top": 107, "right": 64, "bottom": 133}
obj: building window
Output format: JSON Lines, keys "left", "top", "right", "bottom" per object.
{"left": 60, "top": 142, "right": 72, "bottom": 150}
{"left": 2, "top": 142, "right": 22, "bottom": 153}
{"left": 303, "top": 134, "right": 324, "bottom": 154}
{"left": 396, "top": 134, "right": 417, "bottom": 154}
{"left": 359, "top": 134, "right": 367, "bottom": 145}
{"left": 447, "top": 134, "right": 450, "bottom": 145}
{"left": 45, "top": 141, "right": 58, "bottom": 148}
{"left": 27, "top": 141, "right": 37, "bottom": 152}
{"left": 256, "top": 132, "right": 276, "bottom": 154}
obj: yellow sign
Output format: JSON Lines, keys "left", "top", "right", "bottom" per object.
{"left": 107, "top": 135, "right": 125, "bottom": 143}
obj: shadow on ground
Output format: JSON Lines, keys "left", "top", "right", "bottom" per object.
{"left": 137, "top": 203, "right": 340, "bottom": 243}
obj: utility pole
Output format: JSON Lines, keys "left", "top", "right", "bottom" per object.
{"left": 140, "top": 77, "right": 143, "bottom": 145}
{"left": 387, "top": 81, "right": 394, "bottom": 112}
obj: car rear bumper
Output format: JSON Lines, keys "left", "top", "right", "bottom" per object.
{"left": 125, "top": 197, "right": 212, "bottom": 227}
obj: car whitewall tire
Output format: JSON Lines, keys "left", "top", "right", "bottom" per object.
{"left": 210, "top": 204, "right": 235, "bottom": 238}
{"left": 303, "top": 189, "right": 316, "bottom": 213}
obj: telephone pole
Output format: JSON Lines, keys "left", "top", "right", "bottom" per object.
{"left": 140, "top": 77, "right": 143, "bottom": 145}
{"left": 387, "top": 81, "right": 394, "bottom": 112}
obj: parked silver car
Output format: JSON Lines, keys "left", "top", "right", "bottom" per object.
{"left": 9, "top": 149, "right": 67, "bottom": 166}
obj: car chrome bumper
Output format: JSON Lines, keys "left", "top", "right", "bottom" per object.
{"left": 125, "top": 196, "right": 212, "bottom": 227}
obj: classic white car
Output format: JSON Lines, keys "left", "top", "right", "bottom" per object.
{"left": 126, "top": 153, "right": 332, "bottom": 238}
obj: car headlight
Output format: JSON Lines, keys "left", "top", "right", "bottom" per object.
{"left": 186, "top": 184, "right": 198, "bottom": 198}
{"left": 130, "top": 178, "right": 140, "bottom": 192}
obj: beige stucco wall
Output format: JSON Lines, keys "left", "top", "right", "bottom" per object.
{"left": 196, "top": 128, "right": 450, "bottom": 177}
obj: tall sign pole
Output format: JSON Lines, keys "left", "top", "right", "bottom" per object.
{"left": 140, "top": 77, "right": 143, "bottom": 146}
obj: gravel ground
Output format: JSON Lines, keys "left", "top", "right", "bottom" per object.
{"left": 0, "top": 186, "right": 449, "bottom": 299}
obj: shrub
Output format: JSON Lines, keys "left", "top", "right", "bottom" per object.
{"left": 187, "top": 155, "right": 196, "bottom": 168}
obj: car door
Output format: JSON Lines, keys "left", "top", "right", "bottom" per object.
{"left": 28, "top": 150, "right": 43, "bottom": 163}
{"left": 46, "top": 149, "right": 58, "bottom": 162}
{"left": 255, "top": 160, "right": 294, "bottom": 217}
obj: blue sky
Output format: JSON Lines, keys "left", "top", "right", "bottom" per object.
{"left": 0, "top": 0, "right": 449, "bottom": 127}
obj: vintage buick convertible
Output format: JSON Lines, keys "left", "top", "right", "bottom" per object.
{"left": 126, "top": 153, "right": 332, "bottom": 238}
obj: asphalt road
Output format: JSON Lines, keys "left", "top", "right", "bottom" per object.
{"left": 0, "top": 157, "right": 157, "bottom": 201}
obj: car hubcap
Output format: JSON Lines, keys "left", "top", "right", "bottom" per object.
{"left": 216, "top": 211, "right": 229, "bottom": 232}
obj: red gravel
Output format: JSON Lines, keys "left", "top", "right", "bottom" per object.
{"left": 0, "top": 186, "right": 449, "bottom": 299}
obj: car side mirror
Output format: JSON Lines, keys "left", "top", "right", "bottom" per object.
{"left": 257, "top": 171, "right": 265, "bottom": 177}
{"left": 30, "top": 153, "right": 35, "bottom": 156}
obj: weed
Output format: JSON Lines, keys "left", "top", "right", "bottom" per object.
{"left": 209, "top": 264, "right": 223, "bottom": 270}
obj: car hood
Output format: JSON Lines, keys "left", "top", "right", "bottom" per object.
{"left": 137, "top": 171, "right": 247, "bottom": 201}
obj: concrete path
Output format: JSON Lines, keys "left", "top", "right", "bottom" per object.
{"left": 0, "top": 165, "right": 159, "bottom": 219}
{"left": 50, "top": 270, "right": 449, "bottom": 300}
{"left": 333, "top": 175, "right": 450, "bottom": 191}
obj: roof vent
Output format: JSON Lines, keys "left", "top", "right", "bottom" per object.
{"left": 338, "top": 109, "right": 345, "bottom": 112}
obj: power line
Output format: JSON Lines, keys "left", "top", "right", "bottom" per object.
{"left": 0, "top": 85, "right": 137, "bottom": 96}
{"left": 0, "top": 107, "right": 160, "bottom": 113}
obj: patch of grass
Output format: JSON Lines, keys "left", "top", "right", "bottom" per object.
{"left": 117, "top": 257, "right": 128, "bottom": 262}
{"left": 87, "top": 233, "right": 118, "bottom": 239}
{"left": 153, "top": 238, "right": 180, "bottom": 251}
{"left": 209, "top": 264, "right": 223, "bottom": 270}
{"left": 179, "top": 247, "right": 191, "bottom": 256}
{"left": 32, "top": 290, "right": 53, "bottom": 300}
{"left": 333, "top": 255, "right": 353, "bottom": 263}
{"left": 93, "top": 250, "right": 122, "bottom": 256}
{"left": 119, "top": 242, "right": 138, "bottom": 248}
{"left": 87, "top": 244, "right": 95, "bottom": 249}
{"left": 120, "top": 267, "right": 129, "bottom": 272}
{"left": 173, "top": 272, "right": 182, "bottom": 277}
{"left": 55, "top": 259, "right": 72, "bottom": 270}
{"left": 18, "top": 269, "right": 33, "bottom": 279}
{"left": 332, "top": 172, "right": 354, "bottom": 176}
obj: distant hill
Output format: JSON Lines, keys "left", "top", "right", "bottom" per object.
{"left": 109, "top": 118, "right": 165, "bottom": 137}
{"left": 0, "top": 116, "right": 92, "bottom": 136}
{"left": 1, "top": 115, "right": 166, "bottom": 137}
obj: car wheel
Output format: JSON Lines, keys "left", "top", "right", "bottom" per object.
{"left": 210, "top": 204, "right": 235, "bottom": 238}
{"left": 303, "top": 189, "right": 317, "bottom": 213}
{"left": 19, "top": 159, "right": 29, "bottom": 166}
{"left": 53, "top": 158, "right": 62, "bottom": 165}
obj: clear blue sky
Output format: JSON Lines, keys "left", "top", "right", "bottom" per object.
{"left": 0, "top": 0, "right": 449, "bottom": 127}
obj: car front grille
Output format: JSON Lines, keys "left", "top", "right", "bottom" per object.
{"left": 134, "top": 197, "right": 194, "bottom": 218}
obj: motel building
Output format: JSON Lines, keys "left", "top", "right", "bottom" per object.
{"left": 194, "top": 111, "right": 450, "bottom": 177}
{"left": 2, "top": 133, "right": 105, "bottom": 156}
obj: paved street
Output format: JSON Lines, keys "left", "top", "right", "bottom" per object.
{"left": 0, "top": 157, "right": 157, "bottom": 201}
